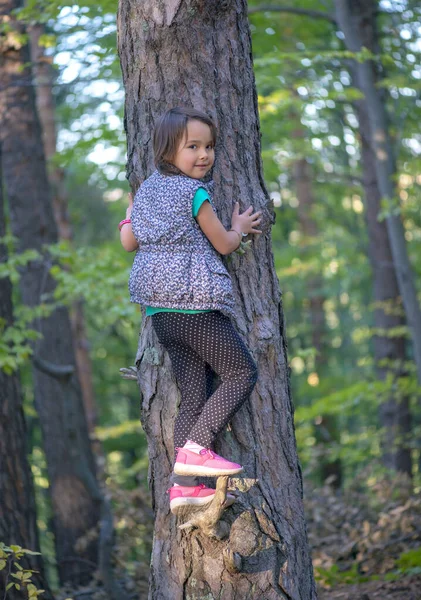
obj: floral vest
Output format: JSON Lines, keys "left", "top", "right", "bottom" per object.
{"left": 129, "top": 170, "right": 236, "bottom": 317}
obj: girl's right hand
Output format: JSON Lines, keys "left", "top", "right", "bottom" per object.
{"left": 231, "top": 202, "right": 262, "bottom": 235}
{"left": 126, "top": 192, "right": 134, "bottom": 220}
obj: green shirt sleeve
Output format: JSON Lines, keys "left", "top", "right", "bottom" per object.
{"left": 192, "top": 187, "right": 210, "bottom": 218}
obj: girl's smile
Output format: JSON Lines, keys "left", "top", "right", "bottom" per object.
{"left": 173, "top": 120, "right": 215, "bottom": 179}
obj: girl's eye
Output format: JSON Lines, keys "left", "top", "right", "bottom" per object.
{"left": 189, "top": 145, "right": 197, "bottom": 149}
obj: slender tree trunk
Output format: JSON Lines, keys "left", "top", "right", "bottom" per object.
{"left": 348, "top": 9, "right": 412, "bottom": 475}
{"left": 334, "top": 0, "right": 421, "bottom": 384}
{"left": 294, "top": 156, "right": 342, "bottom": 488}
{"left": 118, "top": 1, "right": 317, "bottom": 598}
{"left": 0, "top": 150, "right": 54, "bottom": 600}
{"left": 28, "top": 24, "right": 98, "bottom": 435}
{"left": 358, "top": 105, "right": 411, "bottom": 474}
{"left": 0, "top": 0, "right": 101, "bottom": 585}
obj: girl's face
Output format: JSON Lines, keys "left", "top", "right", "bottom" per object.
{"left": 172, "top": 120, "right": 215, "bottom": 179}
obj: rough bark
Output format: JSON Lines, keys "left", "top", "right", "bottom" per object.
{"left": 29, "top": 24, "right": 98, "bottom": 435}
{"left": 0, "top": 149, "right": 54, "bottom": 600}
{"left": 294, "top": 156, "right": 342, "bottom": 488}
{"left": 0, "top": 0, "right": 101, "bottom": 585}
{"left": 118, "top": 1, "right": 317, "bottom": 598}
{"left": 334, "top": 0, "right": 421, "bottom": 385}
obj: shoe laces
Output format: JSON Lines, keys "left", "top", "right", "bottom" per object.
{"left": 200, "top": 448, "right": 216, "bottom": 458}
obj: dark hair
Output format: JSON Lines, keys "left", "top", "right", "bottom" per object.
{"left": 153, "top": 107, "right": 217, "bottom": 176}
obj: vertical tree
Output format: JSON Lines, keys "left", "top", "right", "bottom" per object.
{"left": 0, "top": 0, "right": 101, "bottom": 586}
{"left": 29, "top": 23, "right": 98, "bottom": 435}
{"left": 118, "top": 1, "right": 316, "bottom": 598}
{"left": 358, "top": 99, "right": 412, "bottom": 475}
{"left": 334, "top": 0, "right": 421, "bottom": 384}
{"left": 0, "top": 152, "right": 54, "bottom": 600}
{"left": 294, "top": 155, "right": 342, "bottom": 488}
{"left": 250, "top": 0, "right": 415, "bottom": 476}
{"left": 348, "top": 4, "right": 412, "bottom": 475}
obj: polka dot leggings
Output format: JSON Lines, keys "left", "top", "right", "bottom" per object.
{"left": 151, "top": 310, "right": 258, "bottom": 453}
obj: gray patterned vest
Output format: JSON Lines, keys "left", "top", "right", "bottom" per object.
{"left": 129, "top": 170, "right": 235, "bottom": 317}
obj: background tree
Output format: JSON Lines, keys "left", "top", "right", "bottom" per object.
{"left": 334, "top": 0, "right": 421, "bottom": 384}
{"left": 348, "top": 2, "right": 412, "bottom": 475}
{"left": 0, "top": 152, "right": 54, "bottom": 600}
{"left": 0, "top": 0, "right": 101, "bottom": 586}
{"left": 29, "top": 22, "right": 98, "bottom": 436}
{"left": 118, "top": 1, "right": 316, "bottom": 598}
{"left": 249, "top": 0, "right": 420, "bottom": 480}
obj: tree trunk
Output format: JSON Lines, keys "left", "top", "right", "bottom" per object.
{"left": 334, "top": 0, "right": 421, "bottom": 385}
{"left": 358, "top": 104, "right": 411, "bottom": 474}
{"left": 0, "top": 0, "right": 101, "bottom": 585}
{"left": 294, "top": 156, "right": 342, "bottom": 488}
{"left": 118, "top": 1, "right": 317, "bottom": 598}
{"left": 28, "top": 24, "right": 98, "bottom": 435}
{"left": 0, "top": 149, "right": 54, "bottom": 600}
{"left": 348, "top": 9, "right": 412, "bottom": 475}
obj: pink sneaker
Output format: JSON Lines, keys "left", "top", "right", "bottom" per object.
{"left": 174, "top": 447, "right": 244, "bottom": 477}
{"left": 168, "top": 484, "right": 236, "bottom": 514}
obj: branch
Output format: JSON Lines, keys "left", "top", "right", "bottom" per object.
{"left": 119, "top": 365, "right": 138, "bottom": 381}
{"left": 177, "top": 476, "right": 236, "bottom": 539}
{"left": 248, "top": 4, "right": 336, "bottom": 24}
{"left": 33, "top": 354, "right": 74, "bottom": 379}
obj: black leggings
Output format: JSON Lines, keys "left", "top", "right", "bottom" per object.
{"left": 151, "top": 311, "right": 258, "bottom": 453}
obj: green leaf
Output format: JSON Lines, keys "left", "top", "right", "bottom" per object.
{"left": 12, "top": 571, "right": 23, "bottom": 579}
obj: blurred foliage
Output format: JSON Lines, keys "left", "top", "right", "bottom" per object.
{"left": 0, "top": 543, "right": 44, "bottom": 598}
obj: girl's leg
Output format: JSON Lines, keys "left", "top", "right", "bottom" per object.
{"left": 152, "top": 311, "right": 257, "bottom": 450}
{"left": 166, "top": 343, "right": 211, "bottom": 451}
{"left": 152, "top": 313, "right": 214, "bottom": 485}
{"left": 185, "top": 311, "right": 258, "bottom": 448}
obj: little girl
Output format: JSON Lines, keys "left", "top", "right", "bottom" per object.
{"left": 120, "top": 107, "right": 261, "bottom": 513}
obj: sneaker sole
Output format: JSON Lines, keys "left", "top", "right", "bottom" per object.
{"left": 173, "top": 464, "right": 244, "bottom": 476}
{"left": 170, "top": 495, "right": 215, "bottom": 513}
{"left": 170, "top": 494, "right": 236, "bottom": 514}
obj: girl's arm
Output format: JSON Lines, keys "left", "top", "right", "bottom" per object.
{"left": 196, "top": 201, "right": 262, "bottom": 255}
{"left": 120, "top": 193, "right": 139, "bottom": 252}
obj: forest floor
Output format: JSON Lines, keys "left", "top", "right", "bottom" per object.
{"left": 318, "top": 573, "right": 421, "bottom": 599}
{"left": 57, "top": 471, "right": 421, "bottom": 599}
{"left": 304, "top": 471, "right": 421, "bottom": 600}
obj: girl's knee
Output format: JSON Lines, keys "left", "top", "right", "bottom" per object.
{"left": 236, "top": 361, "right": 258, "bottom": 389}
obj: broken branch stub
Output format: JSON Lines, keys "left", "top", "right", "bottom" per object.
{"left": 177, "top": 476, "right": 232, "bottom": 539}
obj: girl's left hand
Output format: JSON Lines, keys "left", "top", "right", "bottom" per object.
{"left": 231, "top": 202, "right": 262, "bottom": 235}
{"left": 126, "top": 193, "right": 134, "bottom": 219}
